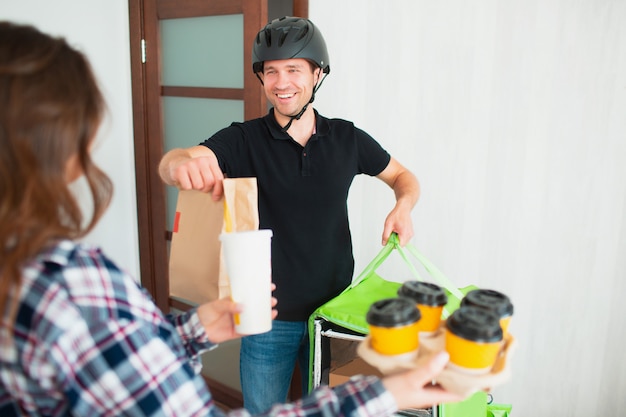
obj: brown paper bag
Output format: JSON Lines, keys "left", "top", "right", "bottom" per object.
{"left": 169, "top": 178, "right": 259, "bottom": 305}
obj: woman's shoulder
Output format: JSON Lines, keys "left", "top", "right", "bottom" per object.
{"left": 23, "top": 240, "right": 161, "bottom": 327}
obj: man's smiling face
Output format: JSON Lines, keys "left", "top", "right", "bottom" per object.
{"left": 260, "top": 58, "right": 320, "bottom": 125}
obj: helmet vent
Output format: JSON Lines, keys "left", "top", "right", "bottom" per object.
{"left": 294, "top": 25, "right": 309, "bottom": 42}
{"left": 278, "top": 29, "right": 289, "bottom": 47}
{"left": 264, "top": 28, "right": 272, "bottom": 47}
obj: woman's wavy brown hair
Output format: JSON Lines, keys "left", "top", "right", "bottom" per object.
{"left": 0, "top": 21, "right": 113, "bottom": 322}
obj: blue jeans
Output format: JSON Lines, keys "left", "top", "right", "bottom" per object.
{"left": 240, "top": 320, "right": 309, "bottom": 413}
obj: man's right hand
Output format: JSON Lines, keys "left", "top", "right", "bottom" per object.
{"left": 159, "top": 146, "right": 225, "bottom": 200}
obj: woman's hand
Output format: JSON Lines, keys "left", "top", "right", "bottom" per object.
{"left": 382, "top": 351, "right": 466, "bottom": 410}
{"left": 197, "top": 284, "right": 278, "bottom": 344}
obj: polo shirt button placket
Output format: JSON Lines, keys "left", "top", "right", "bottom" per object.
{"left": 301, "top": 149, "right": 311, "bottom": 176}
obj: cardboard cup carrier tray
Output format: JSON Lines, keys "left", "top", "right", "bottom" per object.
{"left": 357, "top": 322, "right": 516, "bottom": 396}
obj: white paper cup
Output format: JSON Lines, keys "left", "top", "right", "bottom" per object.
{"left": 219, "top": 229, "right": 273, "bottom": 335}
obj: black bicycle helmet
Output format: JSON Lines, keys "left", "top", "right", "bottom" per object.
{"left": 252, "top": 16, "right": 330, "bottom": 75}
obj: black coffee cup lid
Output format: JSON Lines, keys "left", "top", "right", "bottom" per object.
{"left": 366, "top": 297, "right": 421, "bottom": 327}
{"left": 397, "top": 281, "right": 448, "bottom": 306}
{"left": 461, "top": 289, "right": 514, "bottom": 317}
{"left": 446, "top": 306, "right": 503, "bottom": 342}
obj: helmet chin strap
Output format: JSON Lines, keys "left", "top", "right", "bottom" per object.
{"left": 280, "top": 96, "right": 313, "bottom": 132}
{"left": 280, "top": 72, "right": 328, "bottom": 132}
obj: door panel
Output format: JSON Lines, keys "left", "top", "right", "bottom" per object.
{"left": 162, "top": 96, "right": 244, "bottom": 231}
{"left": 160, "top": 13, "right": 246, "bottom": 235}
{"left": 161, "top": 15, "right": 244, "bottom": 88}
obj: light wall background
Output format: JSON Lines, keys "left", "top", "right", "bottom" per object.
{"left": 1, "top": 1, "right": 140, "bottom": 280}
{"left": 2, "top": 1, "right": 626, "bottom": 416}
{"left": 310, "top": 1, "right": 626, "bottom": 416}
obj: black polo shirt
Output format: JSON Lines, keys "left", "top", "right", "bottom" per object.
{"left": 201, "top": 109, "right": 390, "bottom": 321}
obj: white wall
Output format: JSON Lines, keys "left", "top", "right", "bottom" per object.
{"left": 311, "top": 1, "right": 626, "bottom": 416}
{"left": 1, "top": 1, "right": 140, "bottom": 280}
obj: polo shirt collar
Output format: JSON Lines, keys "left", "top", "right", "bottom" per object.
{"left": 264, "top": 108, "right": 330, "bottom": 140}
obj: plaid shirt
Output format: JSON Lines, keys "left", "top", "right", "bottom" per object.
{"left": 0, "top": 240, "right": 397, "bottom": 417}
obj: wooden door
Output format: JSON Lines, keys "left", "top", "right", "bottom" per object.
{"left": 128, "top": 0, "right": 308, "bottom": 407}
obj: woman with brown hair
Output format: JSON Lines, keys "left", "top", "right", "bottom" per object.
{"left": 0, "top": 21, "right": 462, "bottom": 416}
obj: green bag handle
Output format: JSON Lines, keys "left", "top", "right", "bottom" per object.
{"left": 400, "top": 242, "right": 465, "bottom": 301}
{"left": 351, "top": 232, "right": 465, "bottom": 317}
{"left": 349, "top": 236, "right": 396, "bottom": 288}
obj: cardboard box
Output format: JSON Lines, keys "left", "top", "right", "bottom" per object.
{"left": 329, "top": 357, "right": 384, "bottom": 387}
